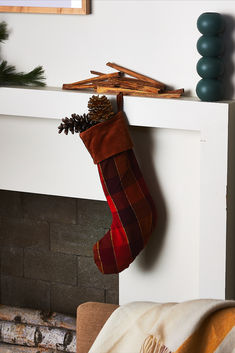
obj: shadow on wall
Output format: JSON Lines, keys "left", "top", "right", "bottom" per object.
{"left": 223, "top": 14, "right": 235, "bottom": 100}
{"left": 130, "top": 126, "right": 168, "bottom": 271}
{"left": 226, "top": 103, "right": 235, "bottom": 299}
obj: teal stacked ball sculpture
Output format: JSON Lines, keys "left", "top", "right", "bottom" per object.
{"left": 196, "top": 13, "right": 225, "bottom": 101}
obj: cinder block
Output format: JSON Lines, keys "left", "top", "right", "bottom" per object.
{"left": 77, "top": 199, "right": 112, "bottom": 228}
{"left": 105, "top": 289, "right": 119, "bottom": 305}
{"left": 24, "top": 249, "right": 77, "bottom": 285}
{"left": 77, "top": 256, "right": 118, "bottom": 291}
{"left": 51, "top": 283, "right": 105, "bottom": 315}
{"left": 1, "top": 247, "right": 23, "bottom": 277}
{"left": 0, "top": 218, "right": 49, "bottom": 249}
{"left": 1, "top": 275, "right": 50, "bottom": 311}
{"left": 0, "top": 190, "right": 23, "bottom": 218}
{"left": 50, "top": 222, "right": 105, "bottom": 257}
{"left": 22, "top": 192, "right": 77, "bottom": 224}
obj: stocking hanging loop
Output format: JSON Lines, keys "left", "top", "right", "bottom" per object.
{"left": 117, "top": 92, "right": 124, "bottom": 112}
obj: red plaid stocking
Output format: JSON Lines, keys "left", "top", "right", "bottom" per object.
{"left": 80, "top": 101, "right": 156, "bottom": 274}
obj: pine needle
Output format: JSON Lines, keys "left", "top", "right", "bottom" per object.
{"left": 0, "top": 22, "right": 9, "bottom": 43}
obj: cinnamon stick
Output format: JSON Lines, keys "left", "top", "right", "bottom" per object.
{"left": 62, "top": 72, "right": 121, "bottom": 89}
{"left": 106, "top": 62, "right": 165, "bottom": 89}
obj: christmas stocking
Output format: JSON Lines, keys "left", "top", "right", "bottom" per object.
{"left": 80, "top": 98, "right": 157, "bottom": 274}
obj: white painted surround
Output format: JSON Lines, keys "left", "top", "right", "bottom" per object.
{"left": 0, "top": 86, "right": 235, "bottom": 304}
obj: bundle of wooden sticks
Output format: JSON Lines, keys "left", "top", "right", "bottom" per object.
{"left": 63, "top": 62, "right": 184, "bottom": 99}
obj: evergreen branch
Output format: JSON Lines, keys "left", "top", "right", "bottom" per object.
{"left": 0, "top": 61, "right": 46, "bottom": 86}
{"left": 0, "top": 22, "right": 9, "bottom": 43}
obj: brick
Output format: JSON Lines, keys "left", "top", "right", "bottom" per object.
{"left": 105, "top": 289, "right": 119, "bottom": 305}
{"left": 77, "top": 199, "right": 112, "bottom": 229}
{"left": 1, "top": 275, "right": 50, "bottom": 311}
{"left": 50, "top": 222, "right": 104, "bottom": 257}
{"left": 0, "top": 217, "right": 49, "bottom": 249}
{"left": 1, "top": 247, "right": 23, "bottom": 277}
{"left": 51, "top": 283, "right": 104, "bottom": 315}
{"left": 24, "top": 249, "right": 77, "bottom": 285}
{"left": 77, "top": 256, "right": 118, "bottom": 291}
{"left": 0, "top": 190, "right": 23, "bottom": 218}
{"left": 22, "top": 192, "right": 76, "bottom": 224}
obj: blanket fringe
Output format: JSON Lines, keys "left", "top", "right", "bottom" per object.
{"left": 140, "top": 335, "right": 172, "bottom": 353}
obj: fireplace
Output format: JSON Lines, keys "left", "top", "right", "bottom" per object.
{"left": 1, "top": 86, "right": 235, "bottom": 306}
{"left": 0, "top": 189, "right": 118, "bottom": 316}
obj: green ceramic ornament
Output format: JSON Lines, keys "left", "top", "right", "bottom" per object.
{"left": 196, "top": 79, "right": 223, "bottom": 101}
{"left": 197, "top": 12, "right": 225, "bottom": 35}
{"left": 197, "top": 35, "right": 224, "bottom": 57}
{"left": 197, "top": 57, "right": 224, "bottom": 78}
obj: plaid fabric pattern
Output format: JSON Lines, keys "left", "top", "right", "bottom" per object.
{"left": 93, "top": 149, "right": 156, "bottom": 274}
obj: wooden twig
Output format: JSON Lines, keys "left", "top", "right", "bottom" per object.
{"left": 106, "top": 62, "right": 165, "bottom": 88}
{"left": 97, "top": 81, "right": 160, "bottom": 94}
{"left": 112, "top": 76, "right": 163, "bottom": 88}
{"left": 96, "top": 86, "right": 182, "bottom": 98}
{"left": 157, "top": 92, "right": 183, "bottom": 98}
{"left": 62, "top": 84, "right": 96, "bottom": 90}
{"left": 90, "top": 70, "right": 104, "bottom": 76}
{"left": 62, "top": 72, "right": 121, "bottom": 89}
{"left": 163, "top": 88, "right": 184, "bottom": 94}
{"left": 62, "top": 63, "right": 183, "bottom": 99}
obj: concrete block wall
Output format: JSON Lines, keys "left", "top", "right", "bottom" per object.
{"left": 0, "top": 190, "right": 118, "bottom": 316}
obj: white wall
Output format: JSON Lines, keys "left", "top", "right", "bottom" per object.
{"left": 1, "top": 1, "right": 235, "bottom": 99}
{"left": 122, "top": 127, "right": 200, "bottom": 303}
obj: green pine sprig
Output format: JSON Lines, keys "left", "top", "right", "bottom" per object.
{"left": 0, "top": 21, "right": 46, "bottom": 87}
{"left": 0, "top": 61, "right": 46, "bottom": 86}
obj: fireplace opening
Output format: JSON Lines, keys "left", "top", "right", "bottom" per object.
{"left": 0, "top": 189, "right": 119, "bottom": 314}
{"left": 0, "top": 189, "right": 118, "bottom": 351}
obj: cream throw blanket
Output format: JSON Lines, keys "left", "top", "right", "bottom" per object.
{"left": 88, "top": 300, "right": 235, "bottom": 353}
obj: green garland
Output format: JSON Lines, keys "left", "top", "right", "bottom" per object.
{"left": 0, "top": 21, "right": 46, "bottom": 87}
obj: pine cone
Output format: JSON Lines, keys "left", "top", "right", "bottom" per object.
{"left": 58, "top": 113, "right": 98, "bottom": 135}
{"left": 88, "top": 95, "right": 114, "bottom": 122}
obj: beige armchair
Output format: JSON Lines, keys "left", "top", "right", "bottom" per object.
{"left": 76, "top": 302, "right": 119, "bottom": 353}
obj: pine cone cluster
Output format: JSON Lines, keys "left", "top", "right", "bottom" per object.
{"left": 88, "top": 95, "right": 114, "bottom": 122}
{"left": 58, "top": 113, "right": 98, "bottom": 135}
{"left": 58, "top": 95, "right": 114, "bottom": 135}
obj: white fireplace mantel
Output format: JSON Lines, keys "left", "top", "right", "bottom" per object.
{"left": 1, "top": 86, "right": 235, "bottom": 304}
{"left": 0, "top": 86, "right": 233, "bottom": 131}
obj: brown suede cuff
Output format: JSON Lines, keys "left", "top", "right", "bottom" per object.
{"left": 80, "top": 111, "right": 133, "bottom": 164}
